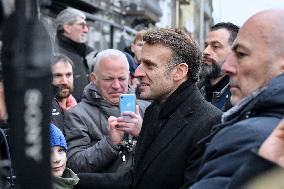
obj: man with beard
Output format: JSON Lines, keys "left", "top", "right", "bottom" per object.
{"left": 199, "top": 22, "right": 239, "bottom": 111}
{"left": 51, "top": 54, "right": 77, "bottom": 132}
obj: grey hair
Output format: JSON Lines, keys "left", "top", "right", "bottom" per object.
{"left": 93, "top": 49, "right": 129, "bottom": 74}
{"left": 55, "top": 7, "right": 86, "bottom": 32}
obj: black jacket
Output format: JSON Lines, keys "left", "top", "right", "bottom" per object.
{"left": 133, "top": 80, "right": 222, "bottom": 189}
{"left": 199, "top": 75, "right": 232, "bottom": 111}
{"left": 50, "top": 98, "right": 65, "bottom": 132}
{"left": 55, "top": 33, "right": 93, "bottom": 102}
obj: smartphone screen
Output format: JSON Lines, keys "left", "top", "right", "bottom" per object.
{"left": 119, "top": 94, "right": 136, "bottom": 116}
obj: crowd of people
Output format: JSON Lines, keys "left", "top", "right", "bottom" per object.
{"left": 1, "top": 5, "right": 284, "bottom": 189}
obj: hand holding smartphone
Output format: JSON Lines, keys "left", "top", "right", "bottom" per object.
{"left": 118, "top": 93, "right": 142, "bottom": 138}
{"left": 119, "top": 94, "right": 136, "bottom": 117}
{"left": 119, "top": 94, "right": 136, "bottom": 148}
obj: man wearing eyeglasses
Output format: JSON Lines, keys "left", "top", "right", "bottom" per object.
{"left": 55, "top": 7, "right": 94, "bottom": 102}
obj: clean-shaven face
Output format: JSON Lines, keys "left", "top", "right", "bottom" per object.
{"left": 134, "top": 44, "right": 177, "bottom": 103}
{"left": 51, "top": 146, "right": 67, "bottom": 177}
{"left": 66, "top": 16, "right": 89, "bottom": 43}
{"left": 92, "top": 56, "right": 129, "bottom": 105}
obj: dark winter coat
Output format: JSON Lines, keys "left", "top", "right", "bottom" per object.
{"left": 72, "top": 80, "right": 222, "bottom": 189}
{"left": 51, "top": 98, "right": 65, "bottom": 132}
{"left": 132, "top": 80, "right": 222, "bottom": 189}
{"left": 228, "top": 152, "right": 277, "bottom": 189}
{"left": 199, "top": 75, "right": 232, "bottom": 111}
{"left": 55, "top": 33, "right": 93, "bottom": 102}
{"left": 189, "top": 73, "right": 284, "bottom": 189}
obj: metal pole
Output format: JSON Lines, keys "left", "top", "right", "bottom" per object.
{"left": 199, "top": 0, "right": 204, "bottom": 49}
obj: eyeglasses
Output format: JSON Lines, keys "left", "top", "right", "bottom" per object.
{"left": 72, "top": 22, "right": 88, "bottom": 29}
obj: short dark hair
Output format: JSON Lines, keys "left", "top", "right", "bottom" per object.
{"left": 211, "top": 22, "right": 240, "bottom": 45}
{"left": 51, "top": 53, "right": 73, "bottom": 67}
{"left": 143, "top": 28, "right": 202, "bottom": 83}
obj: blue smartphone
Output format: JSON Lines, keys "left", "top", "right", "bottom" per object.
{"left": 119, "top": 94, "right": 136, "bottom": 116}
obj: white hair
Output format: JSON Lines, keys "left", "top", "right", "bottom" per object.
{"left": 93, "top": 49, "right": 129, "bottom": 74}
{"left": 55, "top": 7, "right": 86, "bottom": 32}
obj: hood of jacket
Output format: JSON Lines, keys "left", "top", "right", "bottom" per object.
{"left": 53, "top": 168, "right": 79, "bottom": 189}
{"left": 81, "top": 82, "right": 113, "bottom": 106}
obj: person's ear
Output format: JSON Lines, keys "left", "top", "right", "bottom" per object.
{"left": 173, "top": 63, "right": 188, "bottom": 81}
{"left": 272, "top": 53, "right": 284, "bottom": 76}
{"left": 280, "top": 55, "right": 284, "bottom": 73}
{"left": 90, "top": 72, "right": 97, "bottom": 83}
{"left": 63, "top": 23, "right": 72, "bottom": 34}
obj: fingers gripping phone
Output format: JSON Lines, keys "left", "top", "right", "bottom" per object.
{"left": 119, "top": 94, "right": 136, "bottom": 153}
{"left": 119, "top": 94, "right": 136, "bottom": 116}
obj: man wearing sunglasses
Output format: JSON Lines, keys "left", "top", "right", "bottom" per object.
{"left": 55, "top": 7, "right": 94, "bottom": 102}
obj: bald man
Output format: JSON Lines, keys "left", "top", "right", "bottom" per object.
{"left": 189, "top": 9, "right": 284, "bottom": 189}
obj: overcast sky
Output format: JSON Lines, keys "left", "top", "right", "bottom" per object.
{"left": 213, "top": 0, "right": 284, "bottom": 26}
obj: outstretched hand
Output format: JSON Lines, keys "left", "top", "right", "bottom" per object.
{"left": 258, "top": 118, "right": 284, "bottom": 167}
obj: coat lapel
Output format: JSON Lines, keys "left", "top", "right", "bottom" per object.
{"left": 134, "top": 81, "right": 201, "bottom": 185}
{"left": 135, "top": 107, "right": 193, "bottom": 184}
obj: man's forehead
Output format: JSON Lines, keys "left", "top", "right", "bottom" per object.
{"left": 53, "top": 60, "right": 72, "bottom": 66}
{"left": 52, "top": 62, "right": 73, "bottom": 71}
{"left": 97, "top": 58, "right": 129, "bottom": 74}
{"left": 97, "top": 71, "right": 129, "bottom": 78}
{"left": 52, "top": 69, "right": 73, "bottom": 75}
{"left": 206, "top": 29, "right": 230, "bottom": 43}
{"left": 231, "top": 31, "right": 251, "bottom": 53}
{"left": 100, "top": 56, "right": 127, "bottom": 66}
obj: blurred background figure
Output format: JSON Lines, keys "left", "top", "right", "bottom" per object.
{"left": 123, "top": 52, "right": 141, "bottom": 98}
{"left": 130, "top": 30, "right": 146, "bottom": 65}
{"left": 55, "top": 7, "right": 94, "bottom": 102}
